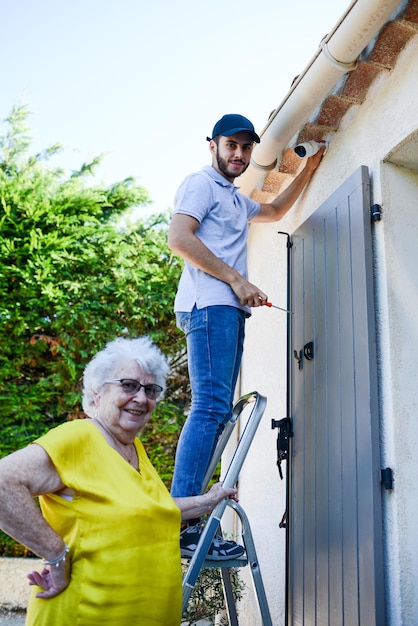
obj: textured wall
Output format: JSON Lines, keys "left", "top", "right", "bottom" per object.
{"left": 239, "top": 35, "right": 418, "bottom": 626}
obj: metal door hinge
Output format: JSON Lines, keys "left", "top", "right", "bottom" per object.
{"left": 381, "top": 467, "right": 394, "bottom": 490}
{"left": 371, "top": 203, "right": 382, "bottom": 222}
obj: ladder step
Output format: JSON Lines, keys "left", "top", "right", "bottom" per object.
{"left": 182, "top": 556, "right": 248, "bottom": 568}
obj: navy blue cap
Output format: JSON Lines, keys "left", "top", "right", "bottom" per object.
{"left": 207, "top": 114, "right": 260, "bottom": 143}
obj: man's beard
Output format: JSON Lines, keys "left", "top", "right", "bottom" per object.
{"left": 216, "top": 153, "right": 249, "bottom": 179}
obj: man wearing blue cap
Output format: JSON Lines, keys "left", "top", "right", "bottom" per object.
{"left": 168, "top": 114, "right": 324, "bottom": 559}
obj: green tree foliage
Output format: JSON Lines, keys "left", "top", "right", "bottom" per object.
{"left": 182, "top": 565, "right": 245, "bottom": 625}
{"left": 0, "top": 108, "right": 245, "bottom": 619}
{"left": 0, "top": 106, "right": 188, "bottom": 473}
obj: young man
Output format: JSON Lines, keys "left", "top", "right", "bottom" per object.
{"left": 168, "top": 114, "right": 324, "bottom": 559}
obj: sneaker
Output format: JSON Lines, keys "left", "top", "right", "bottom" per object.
{"left": 180, "top": 522, "right": 245, "bottom": 561}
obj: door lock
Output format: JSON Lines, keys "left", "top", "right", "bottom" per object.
{"left": 294, "top": 341, "right": 314, "bottom": 370}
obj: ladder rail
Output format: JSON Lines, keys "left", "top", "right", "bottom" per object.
{"left": 182, "top": 391, "right": 273, "bottom": 625}
{"left": 182, "top": 500, "right": 273, "bottom": 626}
{"left": 227, "top": 501, "right": 272, "bottom": 626}
{"left": 201, "top": 391, "right": 262, "bottom": 493}
{"left": 220, "top": 567, "right": 240, "bottom": 626}
{"left": 201, "top": 413, "right": 239, "bottom": 494}
{"left": 220, "top": 393, "right": 267, "bottom": 490}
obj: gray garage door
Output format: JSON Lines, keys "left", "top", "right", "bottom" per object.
{"left": 288, "top": 166, "right": 385, "bottom": 625}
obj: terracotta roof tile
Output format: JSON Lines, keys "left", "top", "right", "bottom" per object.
{"left": 296, "top": 123, "right": 333, "bottom": 144}
{"left": 277, "top": 149, "right": 302, "bottom": 175}
{"left": 369, "top": 20, "right": 417, "bottom": 67}
{"left": 404, "top": 0, "right": 418, "bottom": 23}
{"left": 317, "top": 95, "right": 357, "bottom": 128}
{"left": 262, "top": 170, "right": 291, "bottom": 194}
{"left": 251, "top": 188, "right": 277, "bottom": 203}
{"left": 342, "top": 61, "right": 385, "bottom": 101}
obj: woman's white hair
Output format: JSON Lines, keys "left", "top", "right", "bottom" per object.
{"left": 82, "top": 336, "right": 169, "bottom": 417}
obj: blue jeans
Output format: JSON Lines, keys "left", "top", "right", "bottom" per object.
{"left": 171, "top": 305, "right": 245, "bottom": 498}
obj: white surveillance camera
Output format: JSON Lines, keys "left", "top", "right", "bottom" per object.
{"left": 294, "top": 140, "right": 327, "bottom": 158}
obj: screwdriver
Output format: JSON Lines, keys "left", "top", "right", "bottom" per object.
{"left": 265, "top": 302, "right": 293, "bottom": 314}
{"left": 259, "top": 297, "right": 293, "bottom": 314}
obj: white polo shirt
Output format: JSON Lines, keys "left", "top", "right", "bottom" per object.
{"left": 173, "top": 166, "right": 261, "bottom": 316}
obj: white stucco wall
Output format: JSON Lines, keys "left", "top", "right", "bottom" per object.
{"left": 378, "top": 161, "right": 418, "bottom": 625}
{"left": 237, "top": 36, "right": 418, "bottom": 626}
{"left": 235, "top": 234, "right": 290, "bottom": 625}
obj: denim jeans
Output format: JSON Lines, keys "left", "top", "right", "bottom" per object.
{"left": 171, "top": 305, "right": 245, "bottom": 498}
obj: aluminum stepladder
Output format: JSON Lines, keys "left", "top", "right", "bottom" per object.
{"left": 182, "top": 391, "right": 273, "bottom": 626}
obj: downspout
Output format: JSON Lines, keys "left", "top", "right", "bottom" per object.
{"left": 239, "top": 0, "right": 406, "bottom": 196}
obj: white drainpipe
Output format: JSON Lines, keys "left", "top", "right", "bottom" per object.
{"left": 239, "top": 0, "right": 406, "bottom": 196}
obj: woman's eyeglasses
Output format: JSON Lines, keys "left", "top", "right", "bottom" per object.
{"left": 104, "top": 379, "right": 163, "bottom": 400}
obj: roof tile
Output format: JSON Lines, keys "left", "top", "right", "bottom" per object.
{"left": 369, "top": 20, "right": 417, "bottom": 67}
{"left": 342, "top": 61, "right": 385, "bottom": 101}
{"left": 317, "top": 95, "right": 356, "bottom": 127}
{"left": 405, "top": 0, "right": 418, "bottom": 23}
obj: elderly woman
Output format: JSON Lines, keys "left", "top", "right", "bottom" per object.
{"left": 0, "top": 336, "right": 239, "bottom": 625}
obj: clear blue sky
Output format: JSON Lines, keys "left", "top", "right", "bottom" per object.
{"left": 2, "top": 0, "right": 349, "bottom": 215}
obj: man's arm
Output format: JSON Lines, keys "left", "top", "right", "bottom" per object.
{"left": 168, "top": 214, "right": 267, "bottom": 307}
{"left": 252, "top": 146, "right": 325, "bottom": 223}
{"left": 168, "top": 148, "right": 324, "bottom": 306}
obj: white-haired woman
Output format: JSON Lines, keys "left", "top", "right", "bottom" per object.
{"left": 0, "top": 336, "right": 238, "bottom": 626}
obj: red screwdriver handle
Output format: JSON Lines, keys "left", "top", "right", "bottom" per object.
{"left": 258, "top": 296, "right": 272, "bottom": 307}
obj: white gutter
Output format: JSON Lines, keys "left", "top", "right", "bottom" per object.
{"left": 239, "top": 0, "right": 406, "bottom": 196}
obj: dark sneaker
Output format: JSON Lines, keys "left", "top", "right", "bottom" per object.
{"left": 180, "top": 522, "right": 245, "bottom": 561}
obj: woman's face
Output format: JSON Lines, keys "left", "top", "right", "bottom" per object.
{"left": 94, "top": 361, "right": 159, "bottom": 440}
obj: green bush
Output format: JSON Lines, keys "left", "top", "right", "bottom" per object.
{"left": 0, "top": 105, "right": 190, "bottom": 554}
{"left": 182, "top": 564, "right": 245, "bottom": 625}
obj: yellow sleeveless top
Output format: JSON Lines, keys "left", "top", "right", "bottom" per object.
{"left": 26, "top": 420, "right": 182, "bottom": 626}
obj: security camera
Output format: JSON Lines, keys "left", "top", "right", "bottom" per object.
{"left": 294, "top": 140, "right": 326, "bottom": 158}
